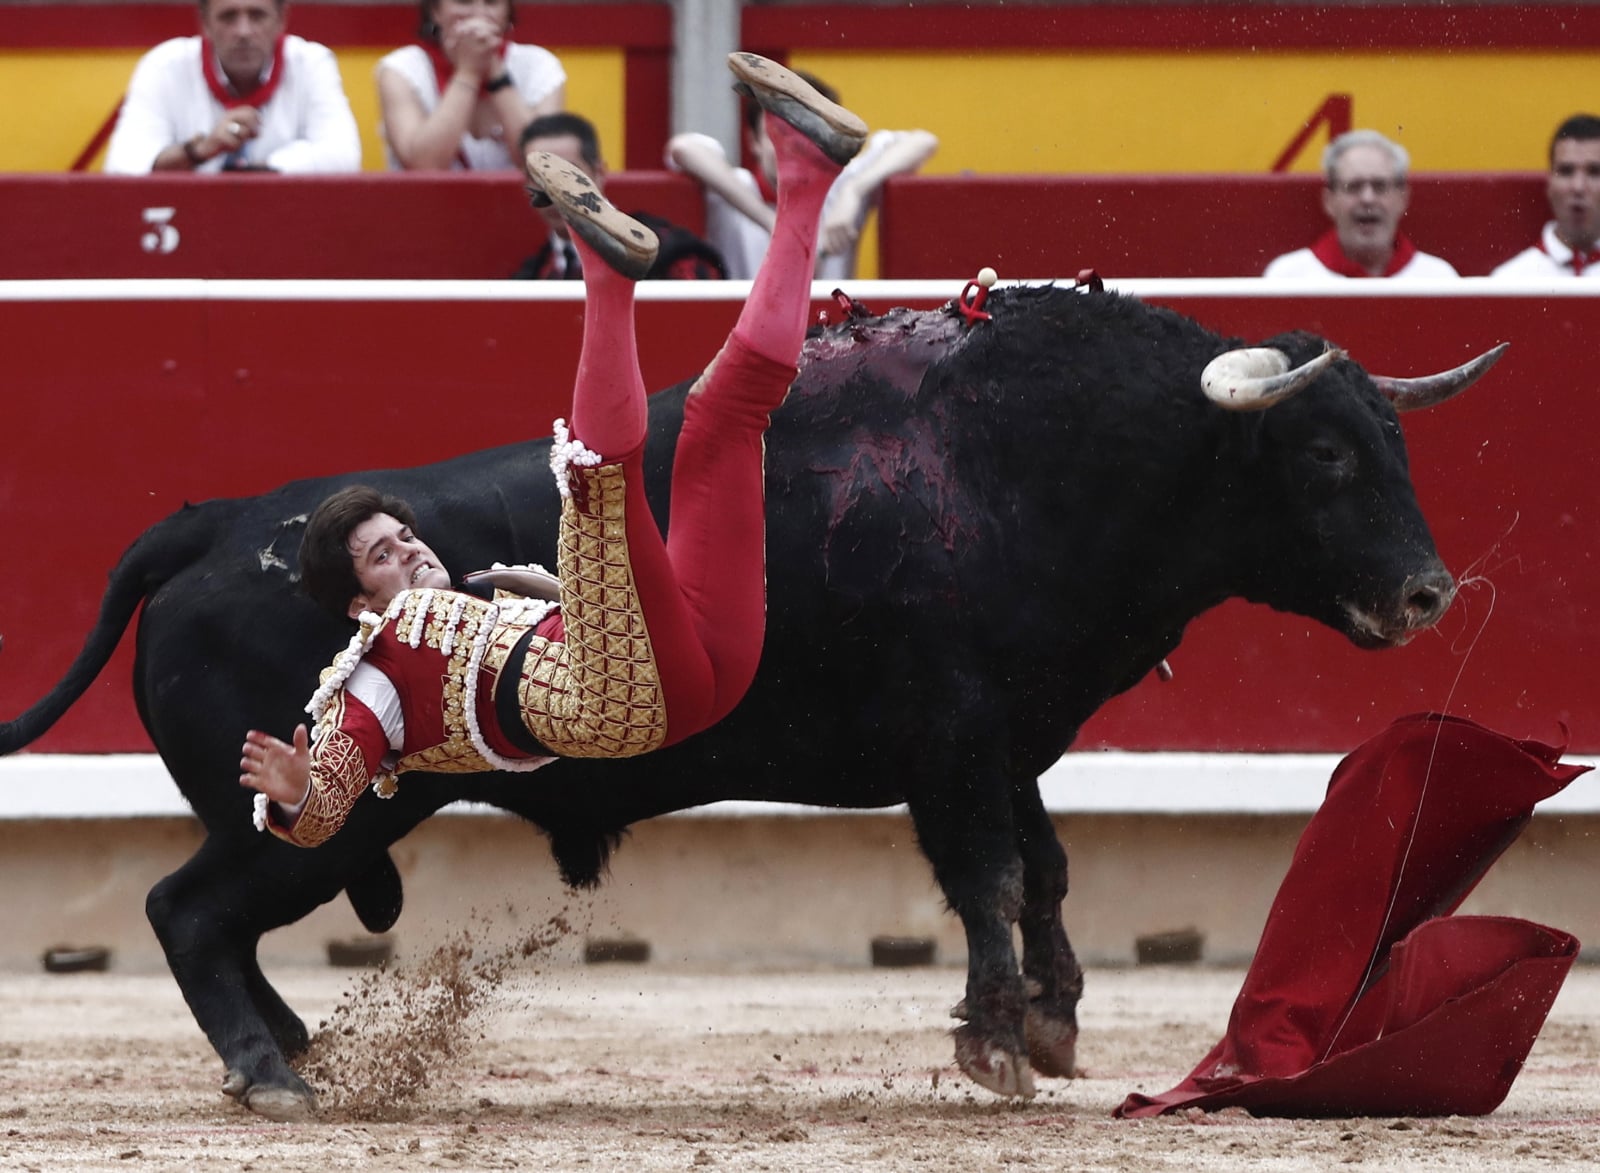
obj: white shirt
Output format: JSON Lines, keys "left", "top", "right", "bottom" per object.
{"left": 376, "top": 42, "right": 565, "bottom": 171}
{"left": 1263, "top": 246, "right": 1459, "bottom": 281}
{"left": 104, "top": 35, "right": 361, "bottom": 174}
{"left": 1491, "top": 221, "right": 1600, "bottom": 279}
{"left": 667, "top": 129, "right": 912, "bottom": 280}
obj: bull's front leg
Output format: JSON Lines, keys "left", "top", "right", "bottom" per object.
{"left": 146, "top": 835, "right": 326, "bottom": 1120}
{"left": 906, "top": 759, "right": 1035, "bottom": 1099}
{"left": 1012, "top": 778, "right": 1083, "bottom": 1079}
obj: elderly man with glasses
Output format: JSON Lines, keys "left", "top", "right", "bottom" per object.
{"left": 1263, "top": 129, "right": 1459, "bottom": 281}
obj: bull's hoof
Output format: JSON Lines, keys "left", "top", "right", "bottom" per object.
{"left": 222, "top": 1068, "right": 316, "bottom": 1121}
{"left": 953, "top": 1025, "right": 1037, "bottom": 1099}
{"left": 1023, "top": 1004, "right": 1079, "bottom": 1078}
{"left": 244, "top": 1085, "right": 316, "bottom": 1122}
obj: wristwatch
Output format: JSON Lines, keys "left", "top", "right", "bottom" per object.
{"left": 182, "top": 136, "right": 209, "bottom": 166}
{"left": 485, "top": 72, "right": 514, "bottom": 93}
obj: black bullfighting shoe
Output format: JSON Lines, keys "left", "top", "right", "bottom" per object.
{"left": 524, "top": 151, "right": 660, "bottom": 280}
{"left": 726, "top": 52, "right": 868, "bottom": 167}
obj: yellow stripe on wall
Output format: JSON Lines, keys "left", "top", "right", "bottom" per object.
{"left": 0, "top": 45, "right": 624, "bottom": 172}
{"left": 792, "top": 50, "right": 1600, "bottom": 173}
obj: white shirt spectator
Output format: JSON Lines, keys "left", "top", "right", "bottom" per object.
{"left": 1264, "top": 236, "right": 1459, "bottom": 281}
{"left": 1491, "top": 221, "right": 1600, "bottom": 279}
{"left": 377, "top": 42, "right": 564, "bottom": 171}
{"left": 667, "top": 128, "right": 917, "bottom": 280}
{"left": 105, "top": 35, "right": 361, "bottom": 174}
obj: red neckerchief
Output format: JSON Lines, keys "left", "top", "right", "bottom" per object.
{"left": 1308, "top": 227, "right": 1418, "bottom": 278}
{"left": 418, "top": 37, "right": 509, "bottom": 99}
{"left": 201, "top": 35, "right": 286, "bottom": 108}
{"left": 1538, "top": 233, "right": 1600, "bottom": 275}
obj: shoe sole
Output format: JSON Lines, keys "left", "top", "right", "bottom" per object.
{"left": 524, "top": 152, "right": 660, "bottom": 280}
{"left": 727, "top": 52, "right": 868, "bottom": 167}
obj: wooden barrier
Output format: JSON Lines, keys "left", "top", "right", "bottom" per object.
{"left": 878, "top": 173, "right": 1552, "bottom": 279}
{"left": 0, "top": 172, "right": 706, "bottom": 280}
{"left": 2, "top": 280, "right": 1596, "bottom": 759}
{"left": 0, "top": 171, "right": 1555, "bottom": 280}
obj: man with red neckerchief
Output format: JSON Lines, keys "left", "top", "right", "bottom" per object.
{"left": 1263, "top": 129, "right": 1459, "bottom": 282}
{"left": 1492, "top": 114, "right": 1600, "bottom": 280}
{"left": 104, "top": 0, "right": 360, "bottom": 174}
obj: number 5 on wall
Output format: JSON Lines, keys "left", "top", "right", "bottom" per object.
{"left": 140, "top": 206, "right": 179, "bottom": 255}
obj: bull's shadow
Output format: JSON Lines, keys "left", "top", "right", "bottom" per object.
{"left": 1, "top": 284, "right": 1499, "bottom": 1119}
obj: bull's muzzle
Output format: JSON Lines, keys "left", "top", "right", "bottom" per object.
{"left": 1401, "top": 563, "right": 1457, "bottom": 632}
{"left": 1343, "top": 563, "right": 1456, "bottom": 647}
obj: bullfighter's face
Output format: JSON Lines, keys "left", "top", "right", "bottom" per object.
{"left": 1321, "top": 144, "right": 1409, "bottom": 270}
{"left": 1548, "top": 136, "right": 1600, "bottom": 253}
{"left": 200, "top": 0, "right": 284, "bottom": 89}
{"left": 345, "top": 513, "right": 451, "bottom": 619}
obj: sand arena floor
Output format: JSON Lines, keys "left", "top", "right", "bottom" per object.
{"left": 3, "top": 928, "right": 1600, "bottom": 1173}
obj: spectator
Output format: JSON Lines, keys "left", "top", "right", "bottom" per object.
{"left": 1492, "top": 114, "right": 1600, "bottom": 279}
{"left": 377, "top": 0, "right": 564, "bottom": 171}
{"left": 1263, "top": 130, "right": 1458, "bottom": 280}
{"left": 666, "top": 70, "right": 937, "bottom": 279}
{"left": 104, "top": 0, "right": 361, "bottom": 174}
{"left": 513, "top": 112, "right": 727, "bottom": 280}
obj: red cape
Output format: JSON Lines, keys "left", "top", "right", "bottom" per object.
{"left": 1117, "top": 713, "right": 1587, "bottom": 1119}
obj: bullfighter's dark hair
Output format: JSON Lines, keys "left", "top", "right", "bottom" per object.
{"left": 743, "top": 70, "right": 838, "bottom": 134}
{"left": 519, "top": 111, "right": 602, "bottom": 169}
{"left": 1550, "top": 114, "right": 1600, "bottom": 164}
{"left": 300, "top": 485, "right": 420, "bottom": 621}
{"left": 416, "top": 0, "right": 516, "bottom": 42}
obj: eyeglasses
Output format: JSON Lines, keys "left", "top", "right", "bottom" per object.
{"left": 1328, "top": 177, "right": 1406, "bottom": 197}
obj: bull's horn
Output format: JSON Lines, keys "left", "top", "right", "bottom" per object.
{"left": 1371, "top": 342, "right": 1509, "bottom": 412}
{"left": 1200, "top": 347, "right": 1346, "bottom": 412}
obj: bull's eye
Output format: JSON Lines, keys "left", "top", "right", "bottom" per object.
{"left": 1308, "top": 441, "right": 1347, "bottom": 467}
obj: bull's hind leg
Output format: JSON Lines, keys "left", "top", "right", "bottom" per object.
{"left": 146, "top": 835, "right": 333, "bottom": 1120}
{"left": 906, "top": 750, "right": 1036, "bottom": 1099}
{"left": 1012, "top": 779, "right": 1084, "bottom": 1079}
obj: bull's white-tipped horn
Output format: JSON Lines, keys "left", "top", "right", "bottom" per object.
{"left": 1371, "top": 342, "right": 1509, "bottom": 412}
{"left": 1200, "top": 346, "right": 1346, "bottom": 412}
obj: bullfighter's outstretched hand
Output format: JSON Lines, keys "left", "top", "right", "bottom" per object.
{"left": 240, "top": 724, "right": 311, "bottom": 806}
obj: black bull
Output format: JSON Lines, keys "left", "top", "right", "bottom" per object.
{"left": 1, "top": 285, "right": 1482, "bottom": 1117}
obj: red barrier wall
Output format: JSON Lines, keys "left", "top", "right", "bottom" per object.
{"left": 2, "top": 285, "right": 1596, "bottom": 757}
{"left": 879, "top": 173, "right": 1552, "bottom": 279}
{"left": 2, "top": 173, "right": 706, "bottom": 280}
{"left": 2, "top": 172, "right": 1552, "bottom": 280}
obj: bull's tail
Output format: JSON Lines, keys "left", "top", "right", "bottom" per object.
{"left": 0, "top": 503, "right": 220, "bottom": 754}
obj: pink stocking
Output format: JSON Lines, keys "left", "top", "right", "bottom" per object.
{"left": 565, "top": 237, "right": 648, "bottom": 458}
{"left": 729, "top": 112, "right": 844, "bottom": 365}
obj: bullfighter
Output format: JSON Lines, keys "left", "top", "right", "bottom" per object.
{"left": 239, "top": 54, "right": 868, "bottom": 845}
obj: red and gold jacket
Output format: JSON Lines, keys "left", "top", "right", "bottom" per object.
{"left": 260, "top": 459, "right": 669, "bottom": 847}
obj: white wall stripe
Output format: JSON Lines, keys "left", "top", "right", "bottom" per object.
{"left": 2, "top": 752, "right": 1594, "bottom": 820}
{"left": 0, "top": 277, "right": 1589, "bottom": 304}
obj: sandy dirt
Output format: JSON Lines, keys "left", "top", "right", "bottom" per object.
{"left": 3, "top": 936, "right": 1600, "bottom": 1172}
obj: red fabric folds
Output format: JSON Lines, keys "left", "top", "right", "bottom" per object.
{"left": 1116, "top": 712, "right": 1587, "bottom": 1120}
